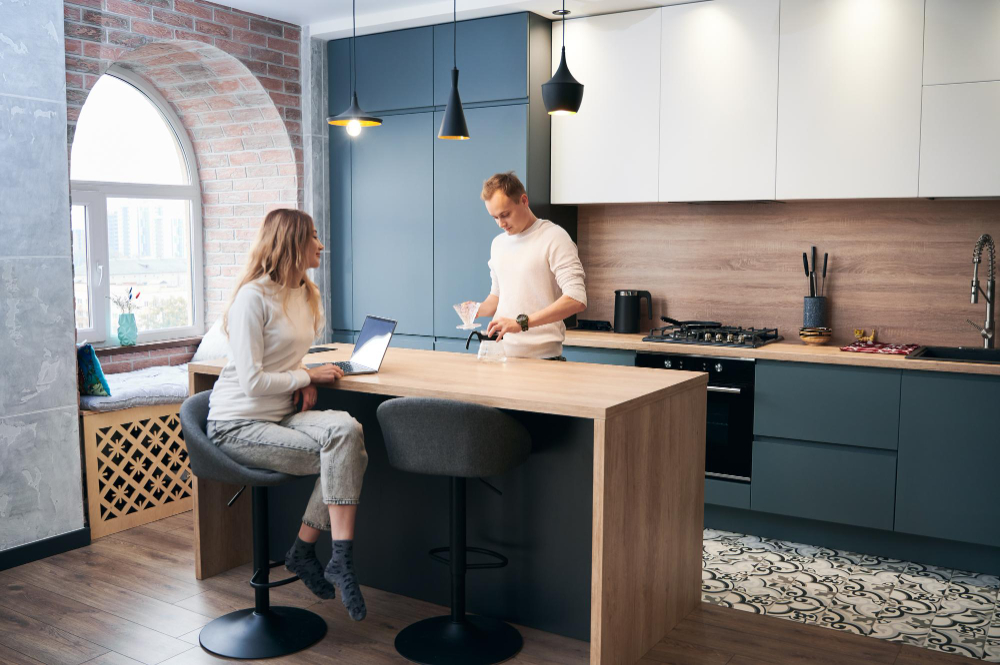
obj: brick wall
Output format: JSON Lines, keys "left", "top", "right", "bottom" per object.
{"left": 64, "top": 0, "right": 305, "bottom": 333}
{"left": 96, "top": 340, "right": 200, "bottom": 374}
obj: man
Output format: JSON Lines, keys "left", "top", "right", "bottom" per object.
{"left": 476, "top": 171, "right": 587, "bottom": 360}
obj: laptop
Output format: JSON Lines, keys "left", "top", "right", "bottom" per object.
{"left": 308, "top": 315, "right": 397, "bottom": 376}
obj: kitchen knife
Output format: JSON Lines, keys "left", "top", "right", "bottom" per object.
{"left": 822, "top": 253, "right": 828, "bottom": 297}
{"left": 802, "top": 252, "right": 810, "bottom": 278}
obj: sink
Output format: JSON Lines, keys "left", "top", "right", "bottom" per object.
{"left": 906, "top": 346, "right": 1000, "bottom": 364}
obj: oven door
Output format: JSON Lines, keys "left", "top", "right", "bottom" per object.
{"left": 705, "top": 383, "right": 754, "bottom": 482}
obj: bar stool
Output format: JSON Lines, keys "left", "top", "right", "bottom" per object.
{"left": 376, "top": 397, "right": 532, "bottom": 665}
{"left": 179, "top": 391, "right": 327, "bottom": 659}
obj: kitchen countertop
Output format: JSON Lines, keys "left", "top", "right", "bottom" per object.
{"left": 564, "top": 330, "right": 1000, "bottom": 376}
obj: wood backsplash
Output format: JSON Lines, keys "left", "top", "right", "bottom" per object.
{"left": 577, "top": 199, "right": 1000, "bottom": 346}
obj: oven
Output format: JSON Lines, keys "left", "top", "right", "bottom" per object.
{"left": 635, "top": 352, "right": 755, "bottom": 483}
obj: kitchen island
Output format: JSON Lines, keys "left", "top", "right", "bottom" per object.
{"left": 188, "top": 346, "right": 707, "bottom": 665}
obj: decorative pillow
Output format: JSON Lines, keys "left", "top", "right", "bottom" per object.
{"left": 191, "top": 318, "right": 230, "bottom": 362}
{"left": 77, "top": 343, "right": 111, "bottom": 397}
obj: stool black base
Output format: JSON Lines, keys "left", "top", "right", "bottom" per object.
{"left": 200, "top": 606, "right": 327, "bottom": 659}
{"left": 395, "top": 615, "right": 523, "bottom": 665}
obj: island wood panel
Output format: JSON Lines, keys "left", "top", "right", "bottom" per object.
{"left": 187, "top": 370, "right": 252, "bottom": 580}
{"left": 577, "top": 199, "right": 1000, "bottom": 346}
{"left": 591, "top": 384, "right": 706, "bottom": 665}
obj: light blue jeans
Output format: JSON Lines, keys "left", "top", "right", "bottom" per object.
{"left": 207, "top": 410, "right": 367, "bottom": 531}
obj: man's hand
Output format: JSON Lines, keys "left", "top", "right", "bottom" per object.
{"left": 293, "top": 384, "right": 318, "bottom": 412}
{"left": 487, "top": 317, "right": 522, "bottom": 340}
{"left": 306, "top": 363, "right": 344, "bottom": 384}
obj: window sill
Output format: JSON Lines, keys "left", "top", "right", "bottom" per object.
{"left": 93, "top": 336, "right": 203, "bottom": 357}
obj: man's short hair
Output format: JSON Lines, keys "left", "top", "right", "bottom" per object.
{"left": 481, "top": 171, "right": 527, "bottom": 202}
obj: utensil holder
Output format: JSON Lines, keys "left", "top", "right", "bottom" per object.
{"left": 803, "top": 296, "right": 827, "bottom": 329}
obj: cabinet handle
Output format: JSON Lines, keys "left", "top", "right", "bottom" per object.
{"left": 707, "top": 385, "right": 741, "bottom": 395}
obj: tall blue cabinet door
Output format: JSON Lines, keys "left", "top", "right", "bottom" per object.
{"left": 433, "top": 13, "right": 528, "bottom": 106}
{"left": 352, "top": 113, "right": 434, "bottom": 336}
{"left": 433, "top": 104, "right": 527, "bottom": 339}
{"left": 895, "top": 372, "right": 1000, "bottom": 548}
{"left": 328, "top": 39, "right": 354, "bottom": 331}
{"left": 355, "top": 27, "right": 434, "bottom": 112}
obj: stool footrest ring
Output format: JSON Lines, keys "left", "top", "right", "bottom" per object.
{"left": 428, "top": 545, "right": 508, "bottom": 569}
{"left": 250, "top": 563, "right": 300, "bottom": 589}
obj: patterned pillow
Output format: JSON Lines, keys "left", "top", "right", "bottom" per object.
{"left": 77, "top": 343, "right": 111, "bottom": 397}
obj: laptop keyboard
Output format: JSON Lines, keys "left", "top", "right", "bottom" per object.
{"left": 334, "top": 361, "right": 365, "bottom": 373}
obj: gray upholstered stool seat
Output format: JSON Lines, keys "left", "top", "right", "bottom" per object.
{"left": 179, "top": 391, "right": 326, "bottom": 659}
{"left": 376, "top": 397, "right": 532, "bottom": 665}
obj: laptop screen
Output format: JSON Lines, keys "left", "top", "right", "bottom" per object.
{"left": 352, "top": 316, "right": 397, "bottom": 370}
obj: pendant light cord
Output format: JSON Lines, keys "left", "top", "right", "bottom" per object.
{"left": 453, "top": 0, "right": 457, "bottom": 67}
{"left": 562, "top": 0, "right": 565, "bottom": 46}
{"left": 351, "top": 0, "right": 357, "bottom": 93}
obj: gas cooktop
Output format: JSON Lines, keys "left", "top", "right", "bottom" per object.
{"left": 642, "top": 317, "right": 783, "bottom": 348}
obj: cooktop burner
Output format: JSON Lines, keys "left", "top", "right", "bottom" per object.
{"left": 643, "top": 318, "right": 782, "bottom": 348}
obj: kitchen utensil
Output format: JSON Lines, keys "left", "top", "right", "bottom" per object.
{"left": 803, "top": 296, "right": 827, "bottom": 329}
{"left": 465, "top": 330, "right": 506, "bottom": 363}
{"left": 821, "top": 253, "right": 828, "bottom": 297}
{"left": 453, "top": 301, "right": 481, "bottom": 330}
{"left": 614, "top": 290, "right": 652, "bottom": 334}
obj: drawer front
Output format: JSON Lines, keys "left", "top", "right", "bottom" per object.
{"left": 563, "top": 347, "right": 636, "bottom": 366}
{"left": 751, "top": 438, "right": 896, "bottom": 531}
{"left": 754, "top": 361, "right": 901, "bottom": 449}
{"left": 706, "top": 478, "right": 751, "bottom": 509}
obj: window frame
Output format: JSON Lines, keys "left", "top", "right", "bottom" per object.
{"left": 70, "top": 65, "right": 205, "bottom": 345}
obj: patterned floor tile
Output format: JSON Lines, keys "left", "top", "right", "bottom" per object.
{"left": 983, "top": 611, "right": 1000, "bottom": 663}
{"left": 941, "top": 581, "right": 999, "bottom": 613}
{"left": 950, "top": 570, "right": 1000, "bottom": 590}
{"left": 869, "top": 584, "right": 941, "bottom": 647}
{"left": 811, "top": 600, "right": 876, "bottom": 636}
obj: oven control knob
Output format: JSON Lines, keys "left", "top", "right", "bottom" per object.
{"left": 714, "top": 333, "right": 724, "bottom": 342}
{"left": 715, "top": 363, "right": 723, "bottom": 373}
{"left": 726, "top": 333, "right": 735, "bottom": 343}
{"left": 704, "top": 332, "right": 714, "bottom": 341}
{"left": 738, "top": 334, "right": 747, "bottom": 344}
{"left": 663, "top": 360, "right": 672, "bottom": 369}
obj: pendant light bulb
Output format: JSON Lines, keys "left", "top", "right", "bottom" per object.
{"left": 543, "top": 3, "right": 584, "bottom": 116}
{"left": 438, "top": 0, "right": 470, "bottom": 140}
{"left": 326, "top": 0, "right": 381, "bottom": 133}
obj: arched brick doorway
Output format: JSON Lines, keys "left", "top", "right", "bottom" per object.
{"left": 68, "top": 40, "right": 300, "bottom": 325}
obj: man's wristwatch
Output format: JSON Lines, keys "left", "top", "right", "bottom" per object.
{"left": 516, "top": 314, "right": 529, "bottom": 332}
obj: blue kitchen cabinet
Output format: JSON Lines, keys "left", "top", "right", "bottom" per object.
{"left": 755, "top": 361, "right": 901, "bottom": 450}
{"left": 390, "top": 334, "right": 435, "bottom": 350}
{"left": 751, "top": 438, "right": 897, "bottom": 530}
{"left": 328, "top": 39, "right": 354, "bottom": 332}
{"left": 355, "top": 27, "right": 434, "bottom": 112}
{"left": 433, "top": 13, "right": 530, "bottom": 106}
{"left": 433, "top": 104, "right": 528, "bottom": 339}
{"left": 351, "top": 113, "right": 434, "bottom": 336}
{"left": 563, "top": 346, "right": 636, "bottom": 366}
{"left": 895, "top": 371, "right": 1000, "bottom": 548}
{"left": 705, "top": 478, "right": 751, "bottom": 510}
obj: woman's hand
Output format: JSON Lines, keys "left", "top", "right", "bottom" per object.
{"left": 293, "top": 384, "right": 318, "bottom": 412}
{"left": 306, "top": 363, "right": 344, "bottom": 384}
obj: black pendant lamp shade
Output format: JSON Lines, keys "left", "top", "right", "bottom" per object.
{"left": 438, "top": 0, "right": 470, "bottom": 139}
{"left": 543, "top": 4, "right": 584, "bottom": 115}
{"left": 438, "top": 68, "right": 470, "bottom": 139}
{"left": 327, "top": 0, "right": 381, "bottom": 135}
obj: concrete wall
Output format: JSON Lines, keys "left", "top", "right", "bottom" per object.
{"left": 0, "top": 0, "right": 86, "bottom": 551}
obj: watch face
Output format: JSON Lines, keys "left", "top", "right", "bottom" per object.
{"left": 517, "top": 314, "right": 528, "bottom": 331}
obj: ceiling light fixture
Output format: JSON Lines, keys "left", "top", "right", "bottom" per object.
{"left": 327, "top": 0, "right": 381, "bottom": 136}
{"left": 542, "top": 0, "right": 584, "bottom": 115}
{"left": 438, "top": 0, "right": 470, "bottom": 140}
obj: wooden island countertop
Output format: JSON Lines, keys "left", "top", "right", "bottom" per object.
{"left": 188, "top": 346, "right": 708, "bottom": 665}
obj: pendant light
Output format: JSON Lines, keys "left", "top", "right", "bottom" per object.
{"left": 327, "top": 0, "right": 381, "bottom": 136}
{"left": 438, "top": 0, "right": 470, "bottom": 140}
{"left": 542, "top": 0, "right": 584, "bottom": 115}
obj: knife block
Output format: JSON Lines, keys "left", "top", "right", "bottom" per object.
{"left": 803, "top": 296, "right": 828, "bottom": 328}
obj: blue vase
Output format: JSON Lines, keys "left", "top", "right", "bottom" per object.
{"left": 117, "top": 313, "right": 137, "bottom": 346}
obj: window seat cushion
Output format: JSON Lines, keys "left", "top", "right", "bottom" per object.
{"left": 80, "top": 364, "right": 189, "bottom": 412}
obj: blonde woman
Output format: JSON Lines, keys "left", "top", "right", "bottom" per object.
{"left": 207, "top": 208, "right": 368, "bottom": 621}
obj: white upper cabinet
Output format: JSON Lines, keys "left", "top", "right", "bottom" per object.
{"left": 924, "top": 0, "right": 1000, "bottom": 85}
{"left": 919, "top": 82, "right": 1000, "bottom": 197}
{"left": 549, "top": 9, "right": 661, "bottom": 204}
{"left": 658, "top": 0, "right": 779, "bottom": 202}
{"left": 775, "top": 0, "right": 924, "bottom": 199}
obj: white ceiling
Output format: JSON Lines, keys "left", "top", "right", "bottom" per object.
{"left": 222, "top": 0, "right": 705, "bottom": 39}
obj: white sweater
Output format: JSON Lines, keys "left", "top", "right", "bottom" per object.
{"left": 208, "top": 277, "right": 314, "bottom": 422}
{"left": 488, "top": 219, "right": 587, "bottom": 359}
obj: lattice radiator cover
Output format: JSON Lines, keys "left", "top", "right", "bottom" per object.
{"left": 82, "top": 403, "right": 193, "bottom": 538}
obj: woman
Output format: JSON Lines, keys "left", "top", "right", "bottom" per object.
{"left": 207, "top": 208, "right": 367, "bottom": 621}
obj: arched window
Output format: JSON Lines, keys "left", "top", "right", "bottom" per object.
{"left": 71, "top": 67, "right": 203, "bottom": 344}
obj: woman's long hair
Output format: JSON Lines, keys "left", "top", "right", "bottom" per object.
{"left": 222, "top": 208, "right": 323, "bottom": 336}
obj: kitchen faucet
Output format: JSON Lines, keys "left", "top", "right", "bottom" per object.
{"left": 969, "top": 233, "right": 996, "bottom": 349}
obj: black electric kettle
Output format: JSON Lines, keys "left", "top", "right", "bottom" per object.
{"left": 614, "top": 290, "right": 652, "bottom": 334}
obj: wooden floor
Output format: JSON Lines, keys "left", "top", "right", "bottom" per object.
{"left": 0, "top": 512, "right": 975, "bottom": 665}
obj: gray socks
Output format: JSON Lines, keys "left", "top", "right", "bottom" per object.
{"left": 285, "top": 537, "right": 336, "bottom": 600}
{"left": 324, "top": 539, "right": 367, "bottom": 621}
